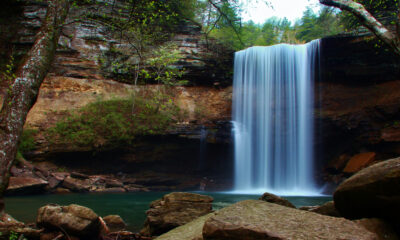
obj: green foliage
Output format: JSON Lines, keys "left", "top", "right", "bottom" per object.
{"left": 18, "top": 129, "right": 38, "bottom": 154}
{"left": 5, "top": 231, "right": 26, "bottom": 240}
{"left": 141, "top": 43, "right": 187, "bottom": 86}
{"left": 204, "top": 4, "right": 343, "bottom": 50}
{"left": 296, "top": 7, "right": 343, "bottom": 43}
{"left": 339, "top": 0, "right": 400, "bottom": 31}
{"left": 46, "top": 92, "right": 181, "bottom": 149}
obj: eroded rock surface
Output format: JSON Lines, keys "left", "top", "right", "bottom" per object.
{"left": 202, "top": 200, "right": 378, "bottom": 240}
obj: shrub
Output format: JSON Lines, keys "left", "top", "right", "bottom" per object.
{"left": 46, "top": 91, "right": 181, "bottom": 149}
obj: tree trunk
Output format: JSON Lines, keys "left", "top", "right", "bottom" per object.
{"left": 0, "top": 0, "right": 70, "bottom": 212}
{"left": 320, "top": 0, "right": 400, "bottom": 55}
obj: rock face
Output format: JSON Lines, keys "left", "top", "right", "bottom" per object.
{"left": 37, "top": 204, "right": 101, "bottom": 239}
{"left": 258, "top": 192, "right": 296, "bottom": 208}
{"left": 202, "top": 200, "right": 378, "bottom": 240}
{"left": 141, "top": 192, "right": 213, "bottom": 236}
{"left": 334, "top": 157, "right": 400, "bottom": 220}
{"left": 6, "top": 176, "right": 48, "bottom": 195}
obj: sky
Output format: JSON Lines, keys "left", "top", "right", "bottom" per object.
{"left": 239, "top": 0, "right": 321, "bottom": 24}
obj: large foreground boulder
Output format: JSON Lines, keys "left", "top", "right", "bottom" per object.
{"left": 334, "top": 157, "right": 400, "bottom": 220}
{"left": 202, "top": 200, "right": 379, "bottom": 240}
{"left": 155, "top": 213, "right": 215, "bottom": 240}
{"left": 141, "top": 192, "right": 213, "bottom": 236}
{"left": 37, "top": 204, "right": 101, "bottom": 239}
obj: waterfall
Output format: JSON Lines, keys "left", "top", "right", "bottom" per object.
{"left": 232, "top": 40, "right": 320, "bottom": 195}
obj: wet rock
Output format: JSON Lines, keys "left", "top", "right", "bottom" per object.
{"left": 93, "top": 187, "right": 126, "bottom": 193}
{"left": 53, "top": 187, "right": 71, "bottom": 194}
{"left": 334, "top": 157, "right": 400, "bottom": 220}
{"left": 343, "top": 152, "right": 376, "bottom": 173}
{"left": 125, "top": 186, "right": 150, "bottom": 192}
{"left": 37, "top": 204, "right": 101, "bottom": 239}
{"left": 202, "top": 200, "right": 378, "bottom": 240}
{"left": 259, "top": 192, "right": 296, "bottom": 208}
{"left": 62, "top": 176, "right": 90, "bottom": 192}
{"left": 141, "top": 192, "right": 213, "bottom": 236}
{"left": 299, "top": 201, "right": 341, "bottom": 217}
{"left": 103, "top": 215, "right": 126, "bottom": 232}
{"left": 6, "top": 176, "right": 48, "bottom": 195}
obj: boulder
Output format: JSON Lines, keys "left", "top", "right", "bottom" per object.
{"left": 202, "top": 200, "right": 378, "bottom": 240}
{"left": 103, "top": 215, "right": 126, "bottom": 232}
{"left": 299, "top": 201, "right": 341, "bottom": 217}
{"left": 6, "top": 176, "right": 48, "bottom": 195}
{"left": 62, "top": 176, "right": 90, "bottom": 192}
{"left": 334, "top": 157, "right": 400, "bottom": 220}
{"left": 155, "top": 213, "right": 215, "bottom": 240}
{"left": 343, "top": 152, "right": 376, "bottom": 173}
{"left": 355, "top": 218, "right": 399, "bottom": 240}
{"left": 37, "top": 204, "right": 101, "bottom": 239}
{"left": 259, "top": 192, "right": 296, "bottom": 208}
{"left": 141, "top": 192, "right": 213, "bottom": 236}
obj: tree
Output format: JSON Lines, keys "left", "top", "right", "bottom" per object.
{"left": 319, "top": 0, "right": 400, "bottom": 55}
{"left": 0, "top": 0, "right": 70, "bottom": 213}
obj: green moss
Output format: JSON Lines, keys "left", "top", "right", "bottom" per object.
{"left": 46, "top": 91, "right": 182, "bottom": 149}
{"left": 18, "top": 129, "right": 38, "bottom": 154}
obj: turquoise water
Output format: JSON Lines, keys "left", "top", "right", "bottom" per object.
{"left": 5, "top": 192, "right": 331, "bottom": 232}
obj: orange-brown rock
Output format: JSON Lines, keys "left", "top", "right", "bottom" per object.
{"left": 141, "top": 192, "right": 213, "bottom": 236}
{"left": 202, "top": 200, "right": 379, "bottom": 240}
{"left": 334, "top": 157, "right": 400, "bottom": 220}
{"left": 343, "top": 152, "right": 376, "bottom": 173}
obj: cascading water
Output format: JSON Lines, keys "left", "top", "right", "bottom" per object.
{"left": 232, "top": 40, "right": 320, "bottom": 195}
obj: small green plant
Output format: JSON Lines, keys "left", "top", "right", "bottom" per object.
{"left": 18, "top": 129, "right": 38, "bottom": 154}
{"left": 141, "top": 43, "right": 187, "bottom": 86}
{"left": 8, "top": 231, "right": 26, "bottom": 240}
